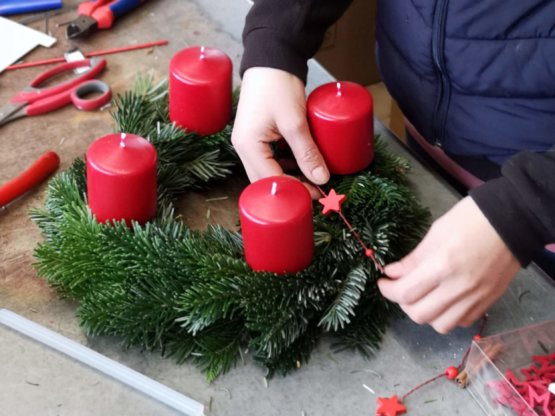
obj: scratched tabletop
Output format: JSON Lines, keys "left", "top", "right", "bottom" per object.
{"left": 1, "top": 1, "right": 554, "bottom": 415}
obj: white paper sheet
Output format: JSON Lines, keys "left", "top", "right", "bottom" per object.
{"left": 0, "top": 16, "right": 56, "bottom": 73}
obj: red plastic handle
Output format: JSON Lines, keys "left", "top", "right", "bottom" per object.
{"left": 77, "top": 0, "right": 112, "bottom": 16}
{"left": 10, "top": 58, "right": 107, "bottom": 104}
{"left": 79, "top": 0, "right": 145, "bottom": 30}
{"left": 0, "top": 151, "right": 60, "bottom": 208}
{"left": 92, "top": 0, "right": 117, "bottom": 29}
{"left": 24, "top": 89, "right": 73, "bottom": 116}
{"left": 71, "top": 80, "right": 112, "bottom": 110}
{"left": 25, "top": 79, "right": 112, "bottom": 116}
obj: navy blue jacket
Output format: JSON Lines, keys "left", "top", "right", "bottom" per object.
{"left": 240, "top": 0, "right": 555, "bottom": 266}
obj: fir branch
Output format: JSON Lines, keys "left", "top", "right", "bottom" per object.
{"left": 31, "top": 75, "right": 431, "bottom": 382}
{"left": 331, "top": 297, "right": 403, "bottom": 358}
{"left": 189, "top": 319, "right": 245, "bottom": 383}
{"left": 256, "top": 319, "right": 322, "bottom": 377}
{"left": 318, "top": 265, "right": 369, "bottom": 331}
{"left": 110, "top": 73, "right": 168, "bottom": 135}
{"left": 176, "top": 270, "right": 244, "bottom": 335}
{"left": 246, "top": 304, "right": 310, "bottom": 359}
{"left": 181, "top": 149, "right": 234, "bottom": 183}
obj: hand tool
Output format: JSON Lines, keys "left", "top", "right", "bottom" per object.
{"left": 0, "top": 57, "right": 111, "bottom": 126}
{"left": 66, "top": 0, "right": 147, "bottom": 39}
{"left": 0, "top": 151, "right": 60, "bottom": 209}
{"left": 16, "top": 5, "right": 78, "bottom": 25}
{"left": 0, "top": 0, "right": 62, "bottom": 16}
{"left": 6, "top": 40, "right": 167, "bottom": 71}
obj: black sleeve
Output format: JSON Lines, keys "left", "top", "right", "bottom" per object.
{"left": 470, "top": 146, "right": 555, "bottom": 266}
{"left": 240, "top": 0, "right": 353, "bottom": 83}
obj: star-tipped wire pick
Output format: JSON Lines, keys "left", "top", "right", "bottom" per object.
{"left": 318, "top": 188, "right": 347, "bottom": 215}
{"left": 316, "top": 186, "right": 385, "bottom": 273}
{"left": 376, "top": 395, "right": 407, "bottom": 416}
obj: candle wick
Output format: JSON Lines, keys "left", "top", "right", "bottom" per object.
{"left": 200, "top": 45, "right": 205, "bottom": 60}
{"left": 120, "top": 133, "right": 126, "bottom": 148}
{"left": 271, "top": 182, "right": 277, "bottom": 195}
{"left": 336, "top": 82, "right": 342, "bottom": 97}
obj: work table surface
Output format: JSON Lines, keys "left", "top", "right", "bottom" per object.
{"left": 1, "top": 1, "right": 554, "bottom": 415}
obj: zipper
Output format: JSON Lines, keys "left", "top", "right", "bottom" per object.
{"left": 431, "top": 0, "right": 450, "bottom": 147}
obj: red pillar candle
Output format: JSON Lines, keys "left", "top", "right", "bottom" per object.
{"left": 86, "top": 133, "right": 157, "bottom": 225}
{"left": 169, "top": 46, "right": 232, "bottom": 135}
{"left": 239, "top": 176, "right": 314, "bottom": 274}
{"left": 307, "top": 81, "right": 374, "bottom": 175}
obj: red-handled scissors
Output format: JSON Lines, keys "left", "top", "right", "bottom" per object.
{"left": 0, "top": 57, "right": 111, "bottom": 126}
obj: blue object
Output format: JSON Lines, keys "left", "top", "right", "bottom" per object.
{"left": 109, "top": 0, "right": 144, "bottom": 19}
{"left": 0, "top": 0, "right": 62, "bottom": 15}
{"left": 82, "top": 0, "right": 144, "bottom": 20}
{"left": 376, "top": 0, "right": 555, "bottom": 165}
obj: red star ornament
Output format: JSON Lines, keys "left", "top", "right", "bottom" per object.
{"left": 376, "top": 395, "right": 407, "bottom": 416}
{"left": 527, "top": 385, "right": 553, "bottom": 416}
{"left": 534, "top": 352, "right": 555, "bottom": 379}
{"left": 521, "top": 364, "right": 540, "bottom": 381}
{"left": 532, "top": 351, "right": 555, "bottom": 367}
{"left": 505, "top": 369, "right": 529, "bottom": 395}
{"left": 318, "top": 188, "right": 346, "bottom": 215}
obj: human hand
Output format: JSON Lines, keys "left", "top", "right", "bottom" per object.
{"left": 231, "top": 67, "right": 329, "bottom": 197}
{"left": 377, "top": 196, "right": 521, "bottom": 334}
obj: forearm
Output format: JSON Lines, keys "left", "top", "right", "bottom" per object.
{"left": 240, "top": 0, "right": 353, "bottom": 83}
{"left": 470, "top": 145, "right": 555, "bottom": 266}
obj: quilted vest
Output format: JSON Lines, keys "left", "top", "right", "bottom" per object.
{"left": 375, "top": 0, "right": 555, "bottom": 164}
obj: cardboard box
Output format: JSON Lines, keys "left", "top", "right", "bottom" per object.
{"left": 314, "top": 0, "right": 380, "bottom": 85}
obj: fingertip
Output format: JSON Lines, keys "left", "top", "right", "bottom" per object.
{"left": 384, "top": 261, "right": 403, "bottom": 277}
{"left": 311, "top": 165, "right": 329, "bottom": 185}
{"left": 305, "top": 183, "right": 321, "bottom": 200}
{"left": 433, "top": 323, "right": 454, "bottom": 335}
{"left": 376, "top": 277, "right": 394, "bottom": 299}
{"left": 285, "top": 129, "right": 330, "bottom": 185}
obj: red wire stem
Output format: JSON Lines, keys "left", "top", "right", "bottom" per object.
{"left": 315, "top": 185, "right": 385, "bottom": 273}
{"left": 400, "top": 315, "right": 488, "bottom": 403}
{"left": 6, "top": 40, "right": 169, "bottom": 71}
{"left": 400, "top": 373, "right": 446, "bottom": 403}
{"left": 314, "top": 188, "right": 489, "bottom": 405}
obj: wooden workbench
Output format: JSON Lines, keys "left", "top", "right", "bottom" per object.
{"left": 0, "top": 0, "right": 243, "bottom": 310}
{"left": 1, "top": 1, "right": 554, "bottom": 415}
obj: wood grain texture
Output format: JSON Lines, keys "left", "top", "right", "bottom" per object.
{"left": 0, "top": 0, "right": 244, "bottom": 317}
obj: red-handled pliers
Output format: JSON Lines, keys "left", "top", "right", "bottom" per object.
{"left": 0, "top": 151, "right": 60, "bottom": 210}
{"left": 0, "top": 58, "right": 110, "bottom": 126}
{"left": 66, "top": 0, "right": 148, "bottom": 39}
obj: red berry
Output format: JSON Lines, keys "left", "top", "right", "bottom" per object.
{"left": 365, "top": 248, "right": 374, "bottom": 257}
{"left": 473, "top": 334, "right": 482, "bottom": 341}
{"left": 445, "top": 366, "right": 459, "bottom": 380}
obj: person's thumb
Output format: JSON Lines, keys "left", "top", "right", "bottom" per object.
{"left": 285, "top": 121, "right": 329, "bottom": 184}
{"left": 383, "top": 252, "right": 418, "bottom": 278}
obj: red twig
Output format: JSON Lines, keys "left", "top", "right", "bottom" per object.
{"left": 315, "top": 184, "right": 385, "bottom": 273}
{"left": 401, "top": 373, "right": 446, "bottom": 403}
{"left": 6, "top": 40, "right": 168, "bottom": 71}
{"left": 400, "top": 315, "right": 488, "bottom": 403}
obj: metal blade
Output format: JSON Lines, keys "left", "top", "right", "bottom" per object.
{"left": 0, "top": 102, "right": 26, "bottom": 126}
{"left": 66, "top": 15, "right": 98, "bottom": 39}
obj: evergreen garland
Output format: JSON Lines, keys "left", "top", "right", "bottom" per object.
{"left": 31, "top": 74, "right": 431, "bottom": 381}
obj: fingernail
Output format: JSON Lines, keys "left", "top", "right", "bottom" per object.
{"left": 312, "top": 166, "right": 329, "bottom": 184}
